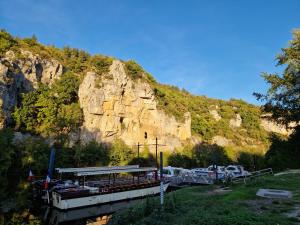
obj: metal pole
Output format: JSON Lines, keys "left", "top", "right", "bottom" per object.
{"left": 160, "top": 151, "right": 164, "bottom": 206}
{"left": 137, "top": 142, "right": 140, "bottom": 159}
{"left": 155, "top": 137, "right": 158, "bottom": 180}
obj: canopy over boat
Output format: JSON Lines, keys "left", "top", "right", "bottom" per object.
{"left": 55, "top": 165, "right": 157, "bottom": 176}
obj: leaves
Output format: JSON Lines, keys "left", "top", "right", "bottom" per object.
{"left": 12, "top": 72, "right": 83, "bottom": 137}
{"left": 255, "top": 30, "right": 300, "bottom": 126}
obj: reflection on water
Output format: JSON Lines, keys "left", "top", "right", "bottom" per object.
{"left": 42, "top": 199, "right": 142, "bottom": 225}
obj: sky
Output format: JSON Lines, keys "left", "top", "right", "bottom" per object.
{"left": 0, "top": 0, "right": 299, "bottom": 104}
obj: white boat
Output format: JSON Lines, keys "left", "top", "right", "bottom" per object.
{"left": 51, "top": 165, "right": 169, "bottom": 210}
{"left": 225, "top": 165, "right": 251, "bottom": 178}
{"left": 191, "top": 165, "right": 226, "bottom": 180}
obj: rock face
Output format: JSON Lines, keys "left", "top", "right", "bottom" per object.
{"left": 229, "top": 114, "right": 242, "bottom": 128}
{"left": 0, "top": 50, "right": 63, "bottom": 127}
{"left": 79, "top": 60, "right": 191, "bottom": 150}
{"left": 260, "top": 118, "right": 293, "bottom": 135}
{"left": 212, "top": 135, "right": 232, "bottom": 147}
{"left": 209, "top": 109, "right": 221, "bottom": 121}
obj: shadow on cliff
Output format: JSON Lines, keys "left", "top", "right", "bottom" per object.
{"left": 0, "top": 61, "right": 36, "bottom": 127}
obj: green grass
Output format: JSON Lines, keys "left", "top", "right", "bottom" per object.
{"left": 109, "top": 174, "right": 300, "bottom": 225}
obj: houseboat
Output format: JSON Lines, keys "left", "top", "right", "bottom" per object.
{"left": 50, "top": 165, "right": 169, "bottom": 210}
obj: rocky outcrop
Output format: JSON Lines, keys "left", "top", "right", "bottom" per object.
{"left": 79, "top": 60, "right": 191, "bottom": 150}
{"left": 212, "top": 135, "right": 232, "bottom": 146}
{"left": 209, "top": 109, "right": 221, "bottom": 121}
{"left": 0, "top": 50, "right": 63, "bottom": 127}
{"left": 260, "top": 118, "right": 293, "bottom": 135}
{"left": 229, "top": 114, "right": 242, "bottom": 128}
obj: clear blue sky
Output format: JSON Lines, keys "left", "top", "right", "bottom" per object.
{"left": 1, "top": 0, "right": 299, "bottom": 104}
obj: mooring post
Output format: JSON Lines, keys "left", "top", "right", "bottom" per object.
{"left": 160, "top": 151, "right": 164, "bottom": 206}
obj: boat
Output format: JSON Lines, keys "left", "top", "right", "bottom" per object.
{"left": 152, "top": 166, "right": 212, "bottom": 186}
{"left": 225, "top": 165, "right": 251, "bottom": 178}
{"left": 50, "top": 165, "right": 169, "bottom": 210}
{"left": 191, "top": 165, "right": 226, "bottom": 180}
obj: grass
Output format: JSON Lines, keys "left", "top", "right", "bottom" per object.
{"left": 109, "top": 173, "right": 300, "bottom": 225}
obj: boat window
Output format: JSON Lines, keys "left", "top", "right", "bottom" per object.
{"left": 227, "top": 167, "right": 235, "bottom": 171}
{"left": 163, "top": 169, "right": 171, "bottom": 175}
{"left": 174, "top": 169, "right": 181, "bottom": 176}
{"left": 144, "top": 132, "right": 147, "bottom": 139}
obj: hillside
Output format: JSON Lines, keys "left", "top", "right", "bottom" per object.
{"left": 0, "top": 30, "right": 290, "bottom": 160}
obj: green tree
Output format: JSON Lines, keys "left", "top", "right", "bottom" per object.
{"left": 254, "top": 29, "right": 300, "bottom": 170}
{"left": 109, "top": 139, "right": 134, "bottom": 166}
{"left": 13, "top": 72, "right": 83, "bottom": 137}
{"left": 0, "top": 129, "right": 15, "bottom": 200}
{"left": 254, "top": 29, "right": 300, "bottom": 126}
{"left": 74, "top": 142, "right": 109, "bottom": 167}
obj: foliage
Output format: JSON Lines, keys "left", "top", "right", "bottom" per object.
{"left": 168, "top": 143, "right": 231, "bottom": 168}
{"left": 0, "top": 129, "right": 15, "bottom": 200}
{"left": 13, "top": 71, "right": 83, "bottom": 137}
{"left": 109, "top": 139, "right": 135, "bottom": 166}
{"left": 152, "top": 82, "right": 268, "bottom": 146}
{"left": 254, "top": 30, "right": 300, "bottom": 126}
{"left": 124, "top": 60, "right": 156, "bottom": 82}
{"left": 254, "top": 29, "right": 300, "bottom": 170}
{"left": 237, "top": 152, "right": 265, "bottom": 171}
{"left": 168, "top": 153, "right": 195, "bottom": 168}
{"left": 0, "top": 30, "right": 17, "bottom": 56}
{"left": 90, "top": 54, "right": 113, "bottom": 75}
{"left": 265, "top": 127, "right": 300, "bottom": 171}
{"left": 74, "top": 141, "right": 109, "bottom": 167}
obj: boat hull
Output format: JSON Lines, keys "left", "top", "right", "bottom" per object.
{"left": 52, "top": 182, "right": 169, "bottom": 210}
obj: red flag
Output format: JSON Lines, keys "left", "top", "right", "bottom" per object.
{"left": 27, "top": 170, "right": 34, "bottom": 182}
{"left": 44, "top": 175, "right": 51, "bottom": 190}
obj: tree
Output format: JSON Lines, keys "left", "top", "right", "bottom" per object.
{"left": 13, "top": 72, "right": 83, "bottom": 137}
{"left": 254, "top": 29, "right": 300, "bottom": 126}
{"left": 254, "top": 29, "right": 300, "bottom": 170}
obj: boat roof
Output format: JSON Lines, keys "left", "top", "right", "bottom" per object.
{"left": 56, "top": 165, "right": 157, "bottom": 176}
{"left": 56, "top": 165, "right": 139, "bottom": 173}
{"left": 75, "top": 167, "right": 157, "bottom": 176}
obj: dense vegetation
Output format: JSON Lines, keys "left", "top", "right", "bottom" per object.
{"left": 13, "top": 71, "right": 82, "bottom": 137}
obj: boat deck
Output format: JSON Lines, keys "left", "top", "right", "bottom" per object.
{"left": 56, "top": 179, "right": 161, "bottom": 200}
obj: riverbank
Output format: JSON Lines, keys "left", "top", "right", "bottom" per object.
{"left": 108, "top": 173, "right": 300, "bottom": 225}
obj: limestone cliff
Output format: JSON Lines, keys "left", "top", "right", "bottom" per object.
{"left": 78, "top": 60, "right": 191, "bottom": 150}
{"left": 0, "top": 45, "right": 292, "bottom": 151}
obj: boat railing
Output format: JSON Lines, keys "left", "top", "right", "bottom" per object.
{"left": 231, "top": 168, "right": 273, "bottom": 184}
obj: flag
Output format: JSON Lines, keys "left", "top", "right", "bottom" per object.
{"left": 44, "top": 175, "right": 51, "bottom": 190}
{"left": 27, "top": 170, "right": 34, "bottom": 182}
